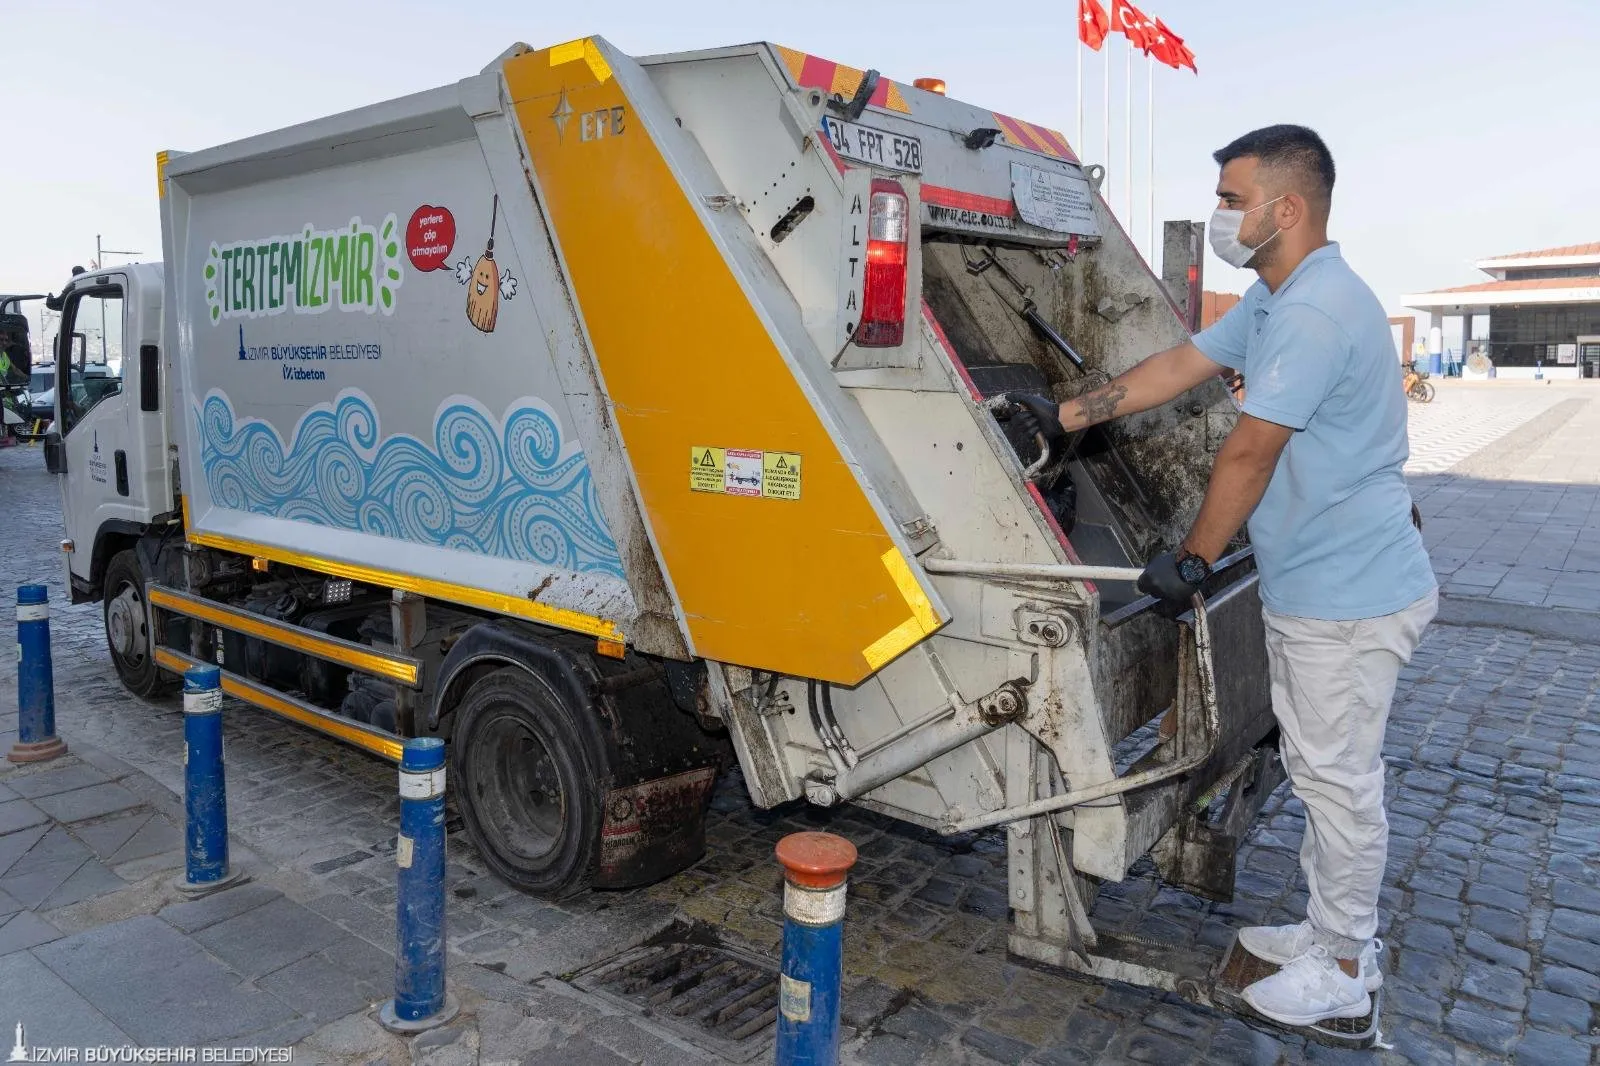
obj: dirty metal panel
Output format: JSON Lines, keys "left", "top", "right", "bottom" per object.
{"left": 571, "top": 921, "right": 778, "bottom": 1061}
{"left": 598, "top": 766, "right": 718, "bottom": 889}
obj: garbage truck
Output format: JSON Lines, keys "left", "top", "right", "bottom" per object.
{"left": 44, "top": 34, "right": 1327, "bottom": 1035}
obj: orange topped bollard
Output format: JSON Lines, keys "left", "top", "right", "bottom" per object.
{"left": 775, "top": 831, "right": 858, "bottom": 1066}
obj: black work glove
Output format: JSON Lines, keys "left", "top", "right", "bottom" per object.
{"left": 1138, "top": 550, "right": 1207, "bottom": 605}
{"left": 1003, "top": 392, "right": 1068, "bottom": 449}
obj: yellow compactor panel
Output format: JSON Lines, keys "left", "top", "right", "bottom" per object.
{"left": 504, "top": 40, "right": 939, "bottom": 685}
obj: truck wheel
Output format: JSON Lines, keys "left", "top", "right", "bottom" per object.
{"left": 103, "top": 549, "right": 174, "bottom": 699}
{"left": 452, "top": 667, "right": 604, "bottom": 898}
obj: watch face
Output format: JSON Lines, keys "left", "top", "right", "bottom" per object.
{"left": 1178, "top": 555, "right": 1209, "bottom": 584}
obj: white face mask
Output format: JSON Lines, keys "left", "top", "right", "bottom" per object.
{"left": 1209, "top": 196, "right": 1284, "bottom": 269}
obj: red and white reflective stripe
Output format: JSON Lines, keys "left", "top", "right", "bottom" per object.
{"left": 920, "top": 184, "right": 1016, "bottom": 218}
{"left": 399, "top": 767, "right": 446, "bottom": 800}
{"left": 184, "top": 689, "right": 223, "bottom": 715}
{"left": 16, "top": 603, "right": 49, "bottom": 622}
{"left": 784, "top": 880, "right": 847, "bottom": 925}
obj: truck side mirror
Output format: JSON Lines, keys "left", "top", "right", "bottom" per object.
{"left": 43, "top": 431, "right": 67, "bottom": 474}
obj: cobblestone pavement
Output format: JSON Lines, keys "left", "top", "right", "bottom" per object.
{"left": 4, "top": 408, "right": 1600, "bottom": 1065}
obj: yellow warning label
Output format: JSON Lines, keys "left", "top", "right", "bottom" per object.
{"left": 762, "top": 452, "right": 803, "bottom": 500}
{"left": 690, "top": 446, "right": 726, "bottom": 493}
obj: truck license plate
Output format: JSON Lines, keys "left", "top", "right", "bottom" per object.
{"left": 821, "top": 117, "right": 922, "bottom": 174}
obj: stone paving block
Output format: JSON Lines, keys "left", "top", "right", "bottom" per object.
{"left": 29, "top": 783, "right": 145, "bottom": 825}
{"left": 1458, "top": 964, "right": 1528, "bottom": 1011}
{"left": 1526, "top": 988, "right": 1593, "bottom": 1035}
{"left": 1541, "top": 932, "right": 1600, "bottom": 973}
{"left": 1462, "top": 929, "right": 1530, "bottom": 972}
{"left": 159, "top": 882, "right": 282, "bottom": 933}
{"left": 0, "top": 945, "right": 132, "bottom": 1045}
{"left": 192, "top": 894, "right": 346, "bottom": 977}
{"left": 0, "top": 799, "right": 49, "bottom": 836}
{"left": 0, "top": 909, "right": 62, "bottom": 955}
{"left": 256, "top": 947, "right": 387, "bottom": 1022}
{"left": 1512, "top": 1029, "right": 1594, "bottom": 1066}
{"left": 1443, "top": 1004, "right": 1519, "bottom": 1057}
{"left": 37, "top": 857, "right": 127, "bottom": 910}
{"left": 32, "top": 914, "right": 300, "bottom": 1045}
{"left": 1549, "top": 906, "right": 1600, "bottom": 942}
{"left": 1400, "top": 919, "right": 1456, "bottom": 957}
{"left": 4, "top": 762, "right": 113, "bottom": 799}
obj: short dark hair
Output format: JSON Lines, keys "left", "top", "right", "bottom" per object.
{"left": 1213, "top": 124, "right": 1335, "bottom": 214}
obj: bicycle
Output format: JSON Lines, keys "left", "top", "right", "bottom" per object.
{"left": 1402, "top": 364, "right": 1435, "bottom": 404}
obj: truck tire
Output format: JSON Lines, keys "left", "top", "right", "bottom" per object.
{"left": 103, "top": 549, "right": 175, "bottom": 699}
{"left": 452, "top": 666, "right": 605, "bottom": 898}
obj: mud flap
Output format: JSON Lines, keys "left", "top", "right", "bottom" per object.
{"left": 597, "top": 765, "right": 718, "bottom": 889}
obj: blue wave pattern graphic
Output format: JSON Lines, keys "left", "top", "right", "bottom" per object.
{"left": 197, "top": 389, "right": 624, "bottom": 579}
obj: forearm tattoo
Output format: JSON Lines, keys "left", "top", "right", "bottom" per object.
{"left": 1072, "top": 383, "right": 1128, "bottom": 426}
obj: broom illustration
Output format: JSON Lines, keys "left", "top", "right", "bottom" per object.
{"left": 465, "top": 194, "right": 501, "bottom": 333}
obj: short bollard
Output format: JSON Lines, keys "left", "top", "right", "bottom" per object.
{"left": 775, "top": 831, "right": 859, "bottom": 1066}
{"left": 8, "top": 584, "right": 68, "bottom": 764}
{"left": 378, "top": 737, "right": 458, "bottom": 1033}
{"left": 176, "top": 664, "right": 245, "bottom": 896}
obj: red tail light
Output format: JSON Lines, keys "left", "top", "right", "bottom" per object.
{"left": 857, "top": 178, "right": 908, "bottom": 347}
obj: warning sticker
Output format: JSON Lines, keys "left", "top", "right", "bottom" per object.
{"left": 690, "top": 446, "right": 804, "bottom": 500}
{"left": 779, "top": 973, "right": 812, "bottom": 1022}
{"left": 690, "top": 447, "right": 725, "bottom": 493}
{"left": 724, "top": 449, "right": 764, "bottom": 496}
{"left": 762, "top": 452, "right": 803, "bottom": 500}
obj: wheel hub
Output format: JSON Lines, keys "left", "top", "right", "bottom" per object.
{"left": 107, "top": 586, "right": 145, "bottom": 659}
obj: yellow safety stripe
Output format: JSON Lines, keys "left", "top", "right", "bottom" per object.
{"left": 147, "top": 584, "right": 420, "bottom": 688}
{"left": 180, "top": 496, "right": 622, "bottom": 643}
{"left": 153, "top": 647, "right": 404, "bottom": 762}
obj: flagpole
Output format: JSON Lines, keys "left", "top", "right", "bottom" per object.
{"left": 1076, "top": 30, "right": 1084, "bottom": 155}
{"left": 1147, "top": 55, "right": 1155, "bottom": 264}
{"left": 1124, "top": 36, "right": 1133, "bottom": 231}
{"left": 1103, "top": 38, "right": 1111, "bottom": 208}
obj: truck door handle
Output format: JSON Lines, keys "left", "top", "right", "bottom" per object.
{"left": 114, "top": 450, "right": 129, "bottom": 496}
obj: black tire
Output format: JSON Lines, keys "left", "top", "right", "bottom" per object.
{"left": 451, "top": 666, "right": 606, "bottom": 898}
{"left": 103, "top": 549, "right": 175, "bottom": 699}
{"left": 1416, "top": 381, "right": 1436, "bottom": 403}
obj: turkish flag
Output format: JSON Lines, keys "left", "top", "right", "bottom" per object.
{"left": 1112, "top": 0, "right": 1156, "bottom": 51}
{"left": 1154, "top": 16, "right": 1198, "bottom": 72}
{"left": 1079, "top": 0, "right": 1110, "bottom": 50}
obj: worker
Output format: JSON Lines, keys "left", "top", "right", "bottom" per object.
{"left": 1007, "top": 124, "right": 1435, "bottom": 1027}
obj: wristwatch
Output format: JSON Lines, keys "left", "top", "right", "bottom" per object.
{"left": 1176, "top": 549, "right": 1212, "bottom": 586}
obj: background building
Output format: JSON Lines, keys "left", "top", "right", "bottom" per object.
{"left": 1402, "top": 242, "right": 1600, "bottom": 380}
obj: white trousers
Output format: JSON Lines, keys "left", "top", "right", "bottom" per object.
{"left": 1261, "top": 590, "right": 1438, "bottom": 959}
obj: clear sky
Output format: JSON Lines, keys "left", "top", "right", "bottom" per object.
{"left": 5, "top": 0, "right": 1594, "bottom": 352}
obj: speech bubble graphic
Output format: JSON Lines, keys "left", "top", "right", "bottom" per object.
{"left": 406, "top": 205, "right": 456, "bottom": 271}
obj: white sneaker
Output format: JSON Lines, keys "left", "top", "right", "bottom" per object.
{"left": 1241, "top": 945, "right": 1372, "bottom": 1027}
{"left": 1237, "top": 923, "right": 1384, "bottom": 991}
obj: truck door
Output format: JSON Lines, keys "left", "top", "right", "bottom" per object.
{"left": 55, "top": 276, "right": 139, "bottom": 584}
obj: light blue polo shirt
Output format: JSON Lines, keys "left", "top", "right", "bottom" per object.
{"left": 1193, "top": 243, "right": 1435, "bottom": 620}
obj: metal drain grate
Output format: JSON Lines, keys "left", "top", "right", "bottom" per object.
{"left": 571, "top": 923, "right": 779, "bottom": 1060}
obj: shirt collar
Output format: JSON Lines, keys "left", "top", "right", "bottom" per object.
{"left": 1251, "top": 241, "right": 1342, "bottom": 311}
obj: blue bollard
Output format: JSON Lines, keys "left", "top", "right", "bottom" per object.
{"left": 177, "top": 664, "right": 245, "bottom": 895}
{"left": 8, "top": 584, "right": 67, "bottom": 764}
{"left": 378, "top": 737, "right": 457, "bottom": 1033}
{"left": 775, "top": 831, "right": 859, "bottom": 1066}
